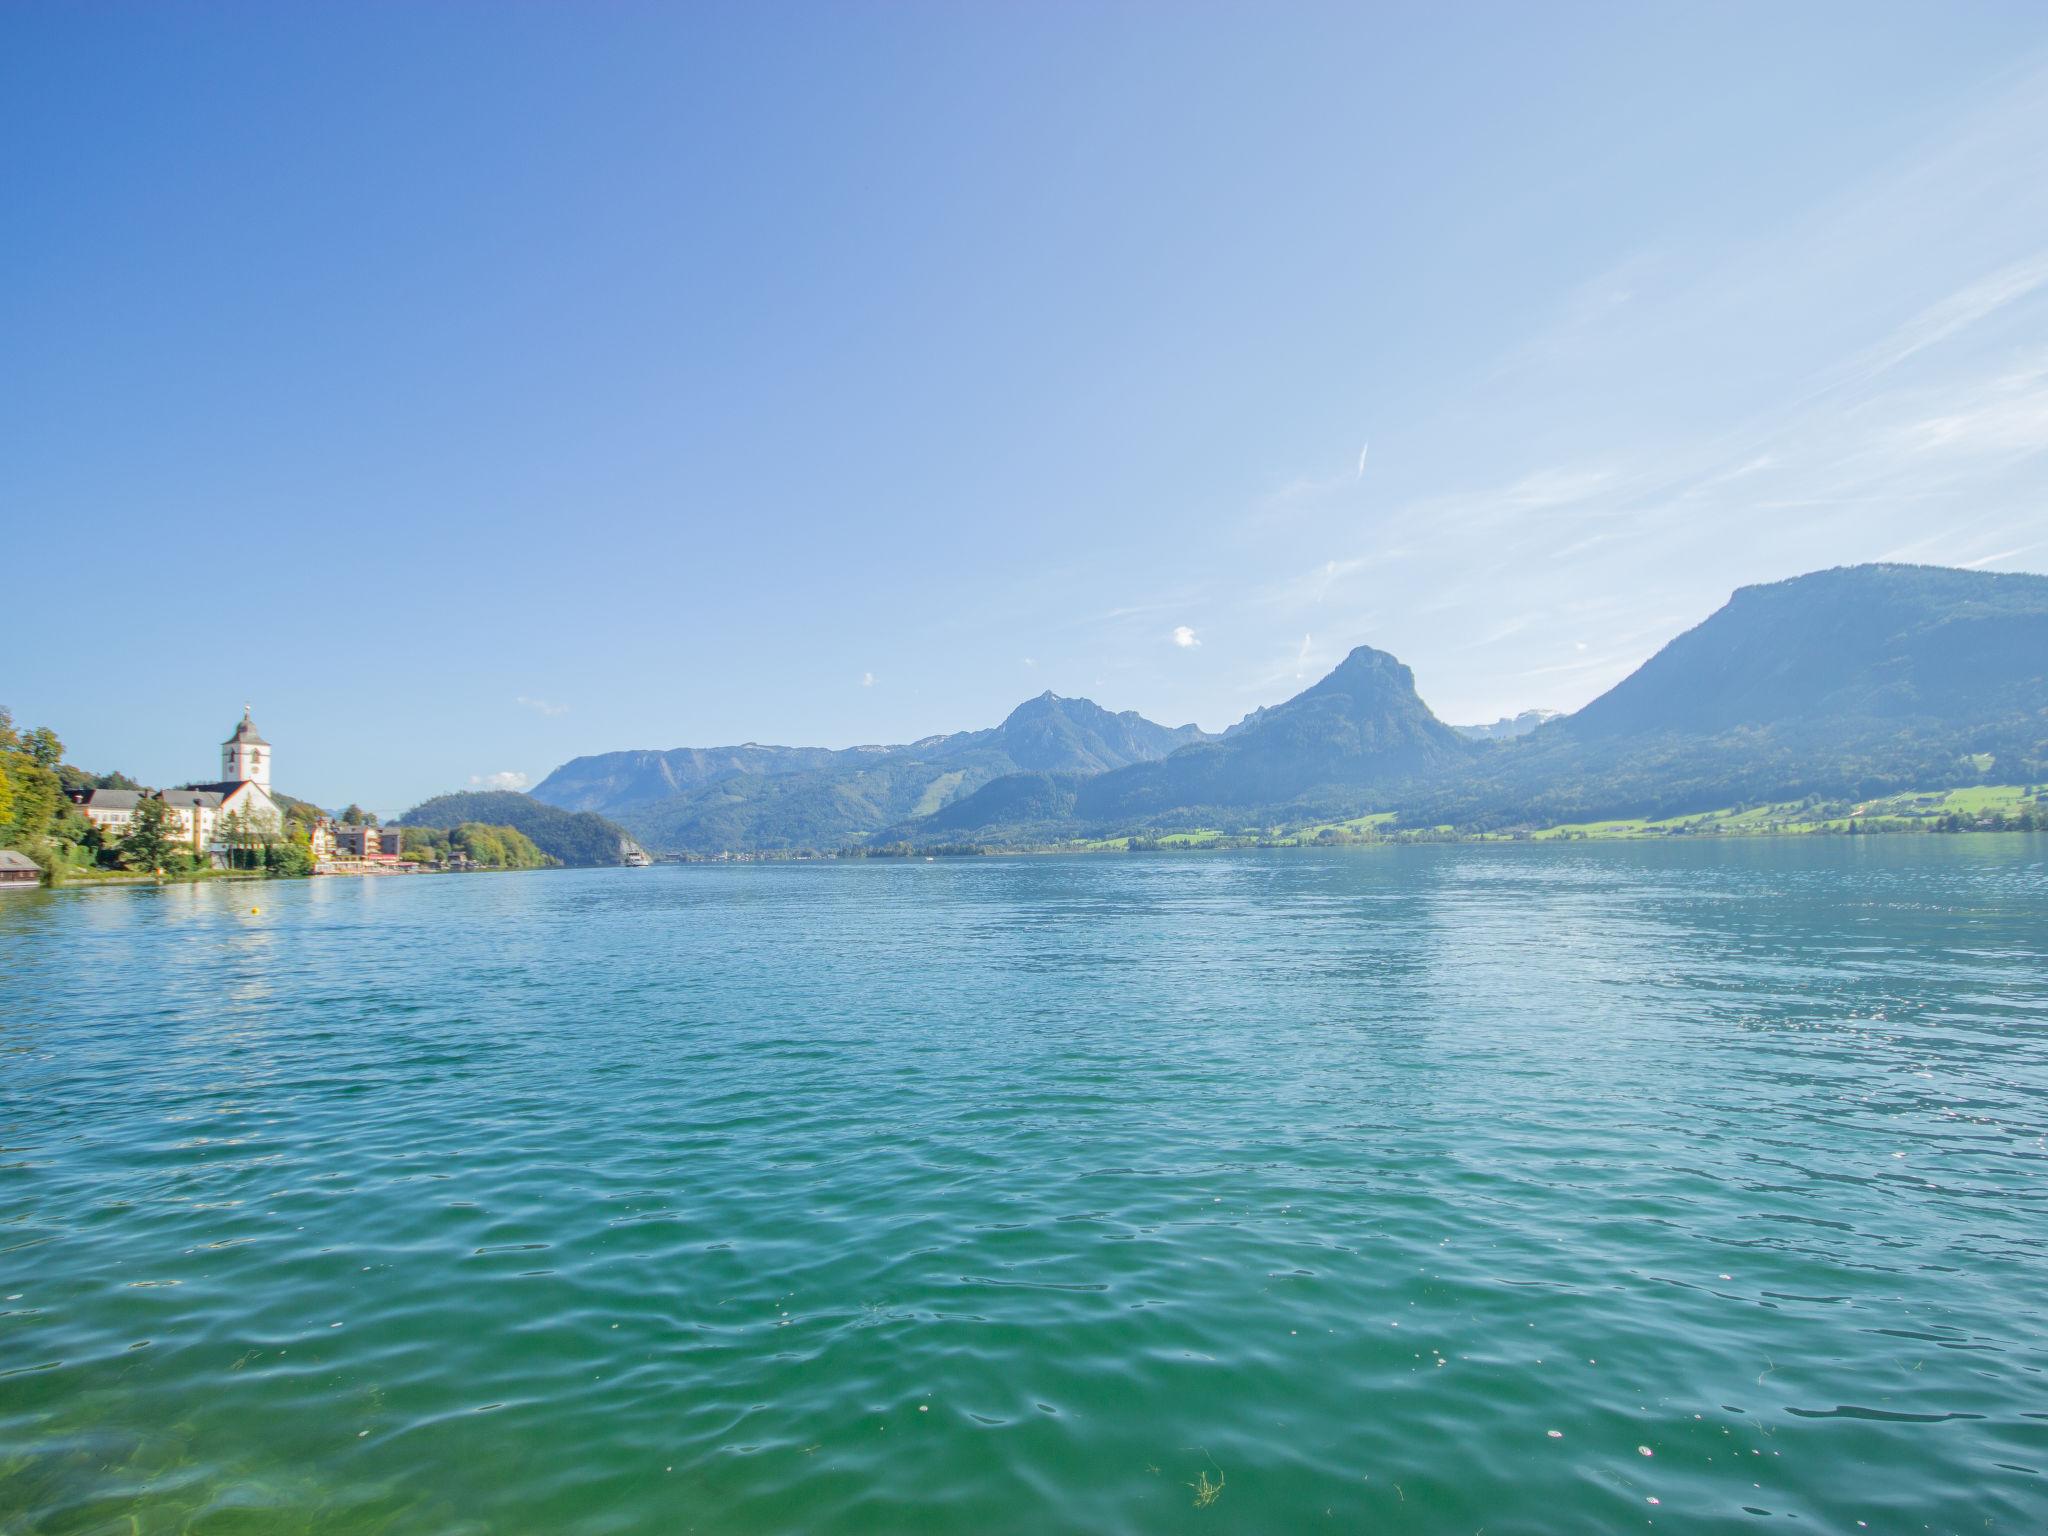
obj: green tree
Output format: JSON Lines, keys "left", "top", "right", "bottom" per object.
{"left": 1, "top": 752, "right": 61, "bottom": 848}
{"left": 340, "top": 804, "right": 378, "bottom": 827}
{"left": 25, "top": 727, "right": 62, "bottom": 770}
{"left": 120, "top": 796, "right": 179, "bottom": 872}
{"left": 217, "top": 806, "right": 273, "bottom": 870}
{"left": 452, "top": 822, "right": 551, "bottom": 869}
{"left": 268, "top": 826, "right": 316, "bottom": 878}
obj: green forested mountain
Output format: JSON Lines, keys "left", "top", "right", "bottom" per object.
{"left": 1079, "top": 647, "right": 1471, "bottom": 819}
{"left": 1573, "top": 565, "right": 2045, "bottom": 739}
{"left": 531, "top": 563, "right": 2048, "bottom": 852}
{"left": 1398, "top": 564, "right": 2048, "bottom": 828}
{"left": 396, "top": 791, "right": 643, "bottom": 866}
{"left": 394, "top": 821, "right": 554, "bottom": 869}
{"left": 531, "top": 694, "right": 1210, "bottom": 853}
{"left": 532, "top": 744, "right": 851, "bottom": 811}
{"left": 914, "top": 647, "right": 1472, "bottom": 841}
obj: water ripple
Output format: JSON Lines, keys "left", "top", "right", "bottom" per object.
{"left": 2, "top": 839, "right": 2045, "bottom": 1532}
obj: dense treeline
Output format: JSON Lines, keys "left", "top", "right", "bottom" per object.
{"left": 396, "top": 790, "right": 639, "bottom": 866}
{"left": 1, "top": 707, "right": 81, "bottom": 879}
{"left": 396, "top": 821, "right": 554, "bottom": 869}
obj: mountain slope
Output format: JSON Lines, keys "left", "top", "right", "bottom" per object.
{"left": 1569, "top": 564, "right": 2048, "bottom": 738}
{"left": 396, "top": 791, "right": 645, "bottom": 866}
{"left": 989, "top": 692, "right": 1209, "bottom": 773}
{"left": 532, "top": 694, "right": 1210, "bottom": 853}
{"left": 1405, "top": 563, "right": 2048, "bottom": 827}
{"left": 916, "top": 647, "right": 1472, "bottom": 839}
{"left": 528, "top": 563, "right": 2048, "bottom": 851}
{"left": 1454, "top": 709, "right": 1560, "bottom": 742}
{"left": 533, "top": 744, "right": 868, "bottom": 813}
{"left": 1078, "top": 646, "right": 1470, "bottom": 819}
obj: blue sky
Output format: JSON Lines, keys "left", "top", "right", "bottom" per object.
{"left": 6, "top": 3, "right": 2048, "bottom": 812}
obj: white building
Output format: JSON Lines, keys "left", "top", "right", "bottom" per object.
{"left": 76, "top": 709, "right": 285, "bottom": 858}
{"left": 221, "top": 708, "right": 271, "bottom": 789}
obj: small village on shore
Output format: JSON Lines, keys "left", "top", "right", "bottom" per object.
{"left": 0, "top": 707, "right": 541, "bottom": 890}
{"left": 67, "top": 709, "right": 415, "bottom": 877}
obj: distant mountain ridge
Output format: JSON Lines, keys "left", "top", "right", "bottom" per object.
{"left": 532, "top": 693, "right": 1210, "bottom": 853}
{"left": 1403, "top": 563, "right": 2048, "bottom": 827}
{"left": 917, "top": 646, "right": 1471, "bottom": 838}
{"left": 1454, "top": 709, "right": 1560, "bottom": 742}
{"left": 532, "top": 563, "right": 2048, "bottom": 852}
{"left": 1570, "top": 564, "right": 2046, "bottom": 739}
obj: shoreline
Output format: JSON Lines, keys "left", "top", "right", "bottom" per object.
{"left": 652, "top": 822, "right": 2048, "bottom": 863}
{"left": 13, "top": 862, "right": 601, "bottom": 895}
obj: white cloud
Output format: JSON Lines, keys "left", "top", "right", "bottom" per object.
{"left": 1825, "top": 252, "right": 2048, "bottom": 398}
{"left": 1959, "top": 547, "right": 2022, "bottom": 569}
{"left": 860, "top": 671, "right": 875, "bottom": 687}
{"left": 1008, "top": 63, "right": 2048, "bottom": 731}
{"left": 469, "top": 771, "right": 531, "bottom": 791}
{"left": 1959, "top": 542, "right": 2046, "bottom": 569}
{"left": 516, "top": 696, "right": 568, "bottom": 717}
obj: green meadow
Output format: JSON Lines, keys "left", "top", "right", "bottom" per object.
{"left": 1520, "top": 784, "right": 2043, "bottom": 840}
{"left": 1056, "top": 787, "right": 2042, "bottom": 853}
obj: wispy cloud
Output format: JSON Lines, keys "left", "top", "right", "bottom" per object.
{"left": 516, "top": 695, "right": 568, "bottom": 717}
{"left": 860, "top": 671, "right": 875, "bottom": 687}
{"left": 1260, "top": 554, "right": 1381, "bottom": 614}
{"left": 1008, "top": 61, "right": 2048, "bottom": 731}
{"left": 1819, "top": 253, "right": 2048, "bottom": 401}
{"left": 1959, "top": 541, "right": 2046, "bottom": 569}
{"left": 470, "top": 770, "right": 531, "bottom": 791}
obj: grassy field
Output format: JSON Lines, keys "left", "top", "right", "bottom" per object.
{"left": 1070, "top": 811, "right": 1400, "bottom": 852}
{"left": 1049, "top": 786, "right": 2043, "bottom": 853}
{"left": 1508, "top": 784, "right": 2043, "bottom": 841}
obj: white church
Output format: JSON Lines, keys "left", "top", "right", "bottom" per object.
{"left": 76, "top": 709, "right": 286, "bottom": 857}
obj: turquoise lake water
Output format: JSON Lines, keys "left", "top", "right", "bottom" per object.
{"left": 2, "top": 841, "right": 2045, "bottom": 1534}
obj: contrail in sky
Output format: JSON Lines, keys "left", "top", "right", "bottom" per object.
{"left": 1356, "top": 441, "right": 1370, "bottom": 480}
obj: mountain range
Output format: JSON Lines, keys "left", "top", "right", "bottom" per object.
{"left": 1453, "top": 709, "right": 1561, "bottom": 742}
{"left": 530, "top": 564, "right": 2048, "bottom": 852}
{"left": 531, "top": 693, "right": 1209, "bottom": 853}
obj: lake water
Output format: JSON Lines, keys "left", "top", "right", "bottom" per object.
{"left": 3, "top": 842, "right": 2045, "bottom": 1534}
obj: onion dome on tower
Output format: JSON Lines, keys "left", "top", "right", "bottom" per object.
{"left": 222, "top": 707, "right": 271, "bottom": 788}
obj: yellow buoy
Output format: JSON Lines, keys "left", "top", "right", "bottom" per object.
{"left": 250, "top": 906, "right": 261, "bottom": 914}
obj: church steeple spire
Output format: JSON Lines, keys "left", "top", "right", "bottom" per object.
{"left": 222, "top": 707, "right": 271, "bottom": 788}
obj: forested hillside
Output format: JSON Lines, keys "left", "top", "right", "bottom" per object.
{"left": 532, "top": 693, "right": 1209, "bottom": 854}
{"left": 397, "top": 791, "right": 642, "bottom": 866}
{"left": 525, "top": 564, "right": 2048, "bottom": 852}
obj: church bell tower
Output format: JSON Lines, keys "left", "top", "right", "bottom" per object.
{"left": 222, "top": 707, "right": 271, "bottom": 788}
